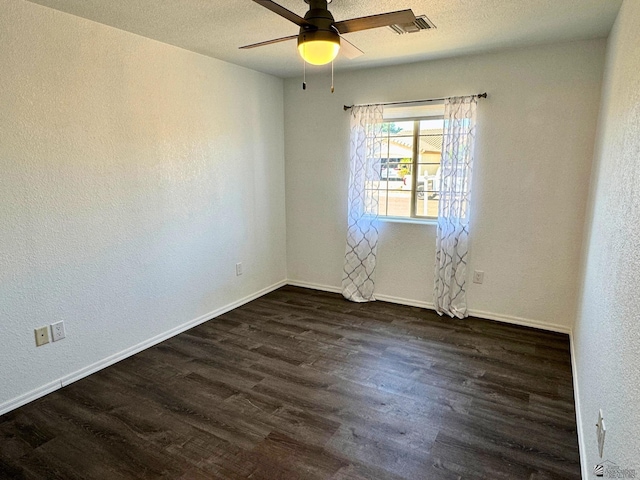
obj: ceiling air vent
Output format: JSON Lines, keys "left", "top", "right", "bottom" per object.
{"left": 388, "top": 15, "right": 436, "bottom": 35}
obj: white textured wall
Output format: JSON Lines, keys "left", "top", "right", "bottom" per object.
{"left": 0, "top": 0, "right": 286, "bottom": 409}
{"left": 574, "top": 0, "right": 640, "bottom": 474}
{"left": 284, "top": 40, "right": 604, "bottom": 331}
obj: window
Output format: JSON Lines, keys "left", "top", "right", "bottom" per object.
{"left": 365, "top": 104, "right": 444, "bottom": 221}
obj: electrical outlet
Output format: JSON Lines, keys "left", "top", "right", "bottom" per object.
{"left": 596, "top": 409, "right": 606, "bottom": 458}
{"left": 236, "top": 262, "right": 243, "bottom": 276}
{"left": 51, "top": 321, "right": 66, "bottom": 342}
{"left": 34, "top": 326, "right": 50, "bottom": 347}
{"left": 473, "top": 270, "right": 485, "bottom": 284}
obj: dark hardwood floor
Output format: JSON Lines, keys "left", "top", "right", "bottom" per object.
{"left": 0, "top": 286, "right": 581, "bottom": 479}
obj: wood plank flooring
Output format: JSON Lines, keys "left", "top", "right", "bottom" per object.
{"left": 0, "top": 286, "right": 581, "bottom": 479}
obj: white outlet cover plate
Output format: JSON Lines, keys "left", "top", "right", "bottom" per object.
{"left": 597, "top": 409, "right": 606, "bottom": 458}
{"left": 51, "top": 321, "right": 66, "bottom": 342}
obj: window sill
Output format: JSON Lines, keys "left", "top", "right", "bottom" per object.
{"left": 377, "top": 216, "right": 437, "bottom": 226}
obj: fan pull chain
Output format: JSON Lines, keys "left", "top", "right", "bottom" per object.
{"left": 302, "top": 52, "right": 307, "bottom": 90}
{"left": 331, "top": 60, "right": 334, "bottom": 93}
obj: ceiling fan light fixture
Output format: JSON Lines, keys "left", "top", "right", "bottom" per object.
{"left": 297, "top": 30, "right": 340, "bottom": 65}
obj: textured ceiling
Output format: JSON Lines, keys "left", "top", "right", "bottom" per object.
{"left": 25, "top": 0, "right": 622, "bottom": 78}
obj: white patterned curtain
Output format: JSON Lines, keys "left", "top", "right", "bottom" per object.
{"left": 342, "top": 105, "right": 384, "bottom": 302}
{"left": 434, "top": 96, "right": 478, "bottom": 318}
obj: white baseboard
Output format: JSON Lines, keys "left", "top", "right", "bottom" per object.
{"left": 287, "top": 280, "right": 436, "bottom": 310}
{"left": 0, "top": 279, "right": 287, "bottom": 417}
{"left": 61, "top": 279, "right": 287, "bottom": 387}
{"left": 466, "top": 308, "right": 572, "bottom": 334}
{"left": 374, "top": 293, "right": 435, "bottom": 310}
{"left": 569, "top": 332, "right": 587, "bottom": 479}
{"left": 286, "top": 280, "right": 571, "bottom": 334}
{"left": 0, "top": 380, "right": 61, "bottom": 417}
{"left": 287, "top": 279, "right": 342, "bottom": 294}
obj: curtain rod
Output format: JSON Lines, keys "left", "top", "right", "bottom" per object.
{"left": 343, "top": 92, "right": 487, "bottom": 111}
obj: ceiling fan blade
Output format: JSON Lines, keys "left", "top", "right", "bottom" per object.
{"left": 339, "top": 36, "right": 364, "bottom": 59}
{"left": 252, "top": 0, "right": 312, "bottom": 27}
{"left": 239, "top": 35, "right": 298, "bottom": 49}
{"left": 334, "top": 9, "right": 416, "bottom": 34}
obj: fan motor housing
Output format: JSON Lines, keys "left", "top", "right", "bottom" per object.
{"left": 300, "top": 0, "right": 335, "bottom": 33}
{"left": 298, "top": 0, "right": 339, "bottom": 50}
{"left": 297, "top": 29, "right": 339, "bottom": 48}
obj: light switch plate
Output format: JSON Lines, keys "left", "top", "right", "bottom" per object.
{"left": 35, "top": 326, "right": 50, "bottom": 347}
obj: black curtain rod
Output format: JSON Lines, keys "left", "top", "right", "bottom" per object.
{"left": 343, "top": 92, "right": 487, "bottom": 111}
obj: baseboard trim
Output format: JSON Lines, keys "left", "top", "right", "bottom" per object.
{"left": 467, "top": 308, "right": 571, "bottom": 334}
{"left": 286, "top": 280, "right": 571, "bottom": 334}
{"left": 1, "top": 278, "right": 576, "bottom": 421}
{"left": 374, "top": 293, "right": 435, "bottom": 310}
{"left": 0, "top": 380, "right": 62, "bottom": 417}
{"left": 569, "top": 332, "right": 587, "bottom": 479}
{"left": 0, "top": 279, "right": 287, "bottom": 417}
{"left": 287, "top": 279, "right": 342, "bottom": 294}
{"left": 61, "top": 279, "right": 287, "bottom": 387}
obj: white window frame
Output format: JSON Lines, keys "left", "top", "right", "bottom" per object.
{"left": 374, "top": 110, "right": 444, "bottom": 223}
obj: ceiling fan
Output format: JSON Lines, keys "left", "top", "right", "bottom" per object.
{"left": 239, "top": 0, "right": 417, "bottom": 66}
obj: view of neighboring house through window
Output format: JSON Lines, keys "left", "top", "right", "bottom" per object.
{"left": 366, "top": 103, "right": 444, "bottom": 220}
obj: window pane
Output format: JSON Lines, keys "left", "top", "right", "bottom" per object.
{"left": 367, "top": 122, "right": 386, "bottom": 137}
{"left": 417, "top": 163, "right": 441, "bottom": 192}
{"left": 416, "top": 190, "right": 439, "bottom": 218}
{"left": 417, "top": 120, "right": 442, "bottom": 218}
{"left": 418, "top": 120, "right": 443, "bottom": 193}
{"left": 419, "top": 119, "right": 444, "bottom": 131}
{"left": 419, "top": 136, "right": 443, "bottom": 158}
{"left": 362, "top": 117, "right": 445, "bottom": 221}
{"left": 386, "top": 134, "right": 413, "bottom": 164}
{"left": 398, "top": 162, "right": 412, "bottom": 189}
{"left": 370, "top": 138, "right": 389, "bottom": 160}
{"left": 364, "top": 188, "right": 386, "bottom": 216}
{"left": 387, "top": 121, "right": 414, "bottom": 137}
{"left": 380, "top": 189, "right": 411, "bottom": 217}
{"left": 378, "top": 193, "right": 388, "bottom": 216}
{"left": 389, "top": 141, "right": 413, "bottom": 165}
